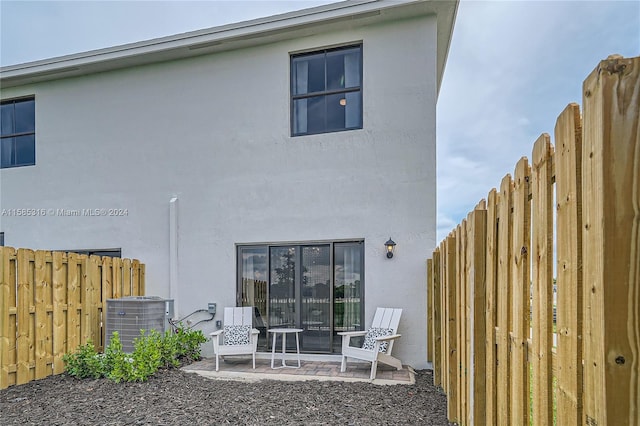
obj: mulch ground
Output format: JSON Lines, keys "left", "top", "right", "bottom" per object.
{"left": 0, "top": 369, "right": 450, "bottom": 425}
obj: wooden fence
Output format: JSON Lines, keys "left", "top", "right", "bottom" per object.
{"left": 427, "top": 56, "right": 639, "bottom": 425}
{"left": 0, "top": 247, "right": 145, "bottom": 389}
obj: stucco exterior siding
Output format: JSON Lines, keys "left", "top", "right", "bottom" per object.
{"left": 1, "top": 14, "right": 437, "bottom": 368}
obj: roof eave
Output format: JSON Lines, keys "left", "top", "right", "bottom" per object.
{"left": 0, "top": 0, "right": 458, "bottom": 92}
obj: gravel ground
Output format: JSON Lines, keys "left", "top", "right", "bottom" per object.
{"left": 0, "top": 369, "right": 449, "bottom": 425}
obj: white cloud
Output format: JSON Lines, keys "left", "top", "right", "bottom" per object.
{"left": 436, "top": 0, "right": 639, "bottom": 242}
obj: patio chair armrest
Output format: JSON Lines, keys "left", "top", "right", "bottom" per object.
{"left": 375, "top": 333, "right": 401, "bottom": 342}
{"left": 210, "top": 330, "right": 224, "bottom": 337}
{"left": 337, "top": 331, "right": 368, "bottom": 337}
{"left": 251, "top": 328, "right": 260, "bottom": 335}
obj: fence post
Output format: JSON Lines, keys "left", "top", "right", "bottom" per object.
{"left": 531, "top": 133, "right": 555, "bottom": 425}
{"left": 582, "top": 55, "right": 640, "bottom": 425}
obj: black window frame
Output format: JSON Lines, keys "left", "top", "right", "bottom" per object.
{"left": 1, "top": 96, "right": 36, "bottom": 169}
{"left": 290, "top": 44, "right": 363, "bottom": 137}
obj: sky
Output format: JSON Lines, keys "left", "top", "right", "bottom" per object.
{"left": 1, "top": 0, "right": 639, "bottom": 242}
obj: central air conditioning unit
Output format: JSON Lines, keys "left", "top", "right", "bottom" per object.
{"left": 105, "top": 296, "right": 174, "bottom": 352}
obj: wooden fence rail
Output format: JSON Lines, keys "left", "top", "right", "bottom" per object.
{"left": 427, "top": 55, "right": 639, "bottom": 425}
{"left": 0, "top": 247, "right": 145, "bottom": 389}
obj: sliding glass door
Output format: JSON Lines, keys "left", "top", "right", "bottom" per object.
{"left": 238, "top": 240, "right": 363, "bottom": 353}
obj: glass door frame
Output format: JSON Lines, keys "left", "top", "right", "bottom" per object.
{"left": 236, "top": 240, "right": 364, "bottom": 354}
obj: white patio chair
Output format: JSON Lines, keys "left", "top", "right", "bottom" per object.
{"left": 338, "top": 307, "right": 402, "bottom": 380}
{"left": 209, "top": 306, "right": 260, "bottom": 371}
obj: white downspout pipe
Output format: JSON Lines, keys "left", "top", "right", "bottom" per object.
{"left": 169, "top": 197, "right": 179, "bottom": 318}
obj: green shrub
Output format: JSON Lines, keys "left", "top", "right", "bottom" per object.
{"left": 62, "top": 341, "right": 105, "bottom": 379}
{"left": 173, "top": 325, "right": 207, "bottom": 363}
{"left": 63, "top": 327, "right": 208, "bottom": 383}
{"left": 104, "top": 331, "right": 135, "bottom": 383}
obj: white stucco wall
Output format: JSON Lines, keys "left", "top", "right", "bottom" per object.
{"left": 0, "top": 15, "right": 437, "bottom": 368}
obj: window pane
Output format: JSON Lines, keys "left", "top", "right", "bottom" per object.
{"left": 345, "top": 91, "right": 362, "bottom": 129}
{"left": 270, "top": 246, "right": 297, "bottom": 329}
{"left": 334, "top": 242, "right": 363, "bottom": 351}
{"left": 326, "top": 47, "right": 360, "bottom": 91}
{"left": 326, "top": 94, "right": 346, "bottom": 131}
{"left": 326, "top": 92, "right": 362, "bottom": 132}
{"left": 15, "top": 99, "right": 35, "bottom": 133}
{"left": 1, "top": 137, "right": 14, "bottom": 168}
{"left": 239, "top": 246, "right": 268, "bottom": 350}
{"left": 294, "top": 95, "right": 325, "bottom": 135}
{"left": 293, "top": 98, "right": 307, "bottom": 135}
{"left": 0, "top": 103, "right": 14, "bottom": 135}
{"left": 15, "top": 135, "right": 35, "bottom": 166}
{"left": 292, "top": 53, "right": 325, "bottom": 95}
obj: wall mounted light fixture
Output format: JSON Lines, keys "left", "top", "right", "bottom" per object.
{"left": 385, "top": 238, "right": 396, "bottom": 259}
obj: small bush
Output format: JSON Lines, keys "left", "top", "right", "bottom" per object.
{"left": 63, "top": 327, "right": 208, "bottom": 383}
{"left": 62, "top": 341, "right": 105, "bottom": 379}
{"left": 173, "top": 325, "right": 207, "bottom": 363}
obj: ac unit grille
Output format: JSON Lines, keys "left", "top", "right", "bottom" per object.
{"left": 105, "top": 297, "right": 171, "bottom": 352}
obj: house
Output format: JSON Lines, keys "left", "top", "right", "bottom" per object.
{"left": 0, "top": 0, "right": 458, "bottom": 369}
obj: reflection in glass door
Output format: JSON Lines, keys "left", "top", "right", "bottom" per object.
{"left": 238, "top": 246, "right": 268, "bottom": 350}
{"left": 301, "top": 245, "right": 331, "bottom": 352}
{"left": 333, "top": 242, "right": 363, "bottom": 352}
{"left": 269, "top": 246, "right": 297, "bottom": 327}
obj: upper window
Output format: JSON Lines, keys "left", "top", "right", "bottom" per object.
{"left": 291, "top": 45, "right": 362, "bottom": 136}
{"left": 1, "top": 97, "right": 35, "bottom": 169}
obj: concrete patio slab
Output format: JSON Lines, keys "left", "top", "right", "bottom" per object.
{"left": 183, "top": 357, "right": 415, "bottom": 386}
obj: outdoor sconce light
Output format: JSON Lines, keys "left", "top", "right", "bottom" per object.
{"left": 385, "top": 238, "right": 396, "bottom": 259}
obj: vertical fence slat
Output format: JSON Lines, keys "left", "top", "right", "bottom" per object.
{"left": 66, "top": 253, "right": 81, "bottom": 353}
{"left": 456, "top": 223, "right": 466, "bottom": 423}
{"left": 87, "top": 256, "right": 101, "bottom": 345}
{"left": 510, "top": 158, "right": 531, "bottom": 425}
{"left": 52, "top": 252, "right": 67, "bottom": 374}
{"left": 496, "top": 175, "right": 513, "bottom": 425}
{"left": 445, "top": 234, "right": 458, "bottom": 423}
{"left": 131, "top": 259, "right": 140, "bottom": 296}
{"left": 440, "top": 240, "right": 448, "bottom": 394}
{"left": 485, "top": 189, "right": 499, "bottom": 425}
{"left": 16, "top": 249, "right": 33, "bottom": 385}
{"left": 555, "top": 103, "right": 584, "bottom": 425}
{"left": 582, "top": 56, "right": 640, "bottom": 426}
{"left": 531, "top": 133, "right": 555, "bottom": 426}
{"left": 433, "top": 248, "right": 442, "bottom": 387}
{"left": 0, "top": 247, "right": 15, "bottom": 389}
{"left": 34, "top": 251, "right": 49, "bottom": 379}
{"left": 122, "top": 258, "right": 132, "bottom": 297}
{"left": 427, "top": 258, "right": 433, "bottom": 365}
{"left": 468, "top": 209, "right": 487, "bottom": 425}
{"left": 112, "top": 257, "right": 122, "bottom": 299}
{"left": 139, "top": 263, "right": 146, "bottom": 296}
